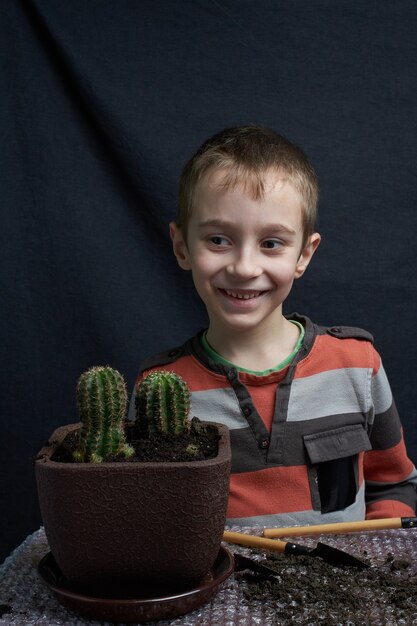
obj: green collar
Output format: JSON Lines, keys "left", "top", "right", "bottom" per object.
{"left": 200, "top": 320, "right": 305, "bottom": 376}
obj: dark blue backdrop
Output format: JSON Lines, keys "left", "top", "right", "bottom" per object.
{"left": 2, "top": 0, "right": 417, "bottom": 563}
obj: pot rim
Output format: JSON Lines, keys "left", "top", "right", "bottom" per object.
{"left": 35, "top": 421, "right": 231, "bottom": 470}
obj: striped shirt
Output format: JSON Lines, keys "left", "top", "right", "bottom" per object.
{"left": 132, "top": 314, "right": 417, "bottom": 527}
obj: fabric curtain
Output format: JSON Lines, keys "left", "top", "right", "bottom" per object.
{"left": 2, "top": 0, "right": 417, "bottom": 561}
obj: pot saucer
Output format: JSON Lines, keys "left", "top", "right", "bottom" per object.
{"left": 38, "top": 546, "right": 234, "bottom": 623}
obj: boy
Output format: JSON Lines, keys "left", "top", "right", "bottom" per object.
{"left": 132, "top": 125, "right": 417, "bottom": 527}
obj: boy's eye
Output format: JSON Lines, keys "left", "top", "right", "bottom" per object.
{"left": 261, "top": 239, "right": 282, "bottom": 249}
{"left": 209, "top": 236, "right": 229, "bottom": 246}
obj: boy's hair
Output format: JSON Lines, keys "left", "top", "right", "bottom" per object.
{"left": 177, "top": 125, "right": 319, "bottom": 249}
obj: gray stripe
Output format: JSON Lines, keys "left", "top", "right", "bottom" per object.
{"left": 366, "top": 471, "right": 417, "bottom": 510}
{"left": 227, "top": 483, "right": 366, "bottom": 527}
{"left": 369, "top": 403, "right": 402, "bottom": 449}
{"left": 129, "top": 384, "right": 246, "bottom": 429}
{"left": 190, "top": 387, "right": 246, "bottom": 430}
{"left": 371, "top": 364, "right": 393, "bottom": 414}
{"left": 287, "top": 368, "right": 372, "bottom": 422}
{"left": 232, "top": 414, "right": 369, "bottom": 471}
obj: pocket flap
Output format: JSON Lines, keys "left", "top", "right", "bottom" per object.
{"left": 303, "top": 424, "right": 371, "bottom": 464}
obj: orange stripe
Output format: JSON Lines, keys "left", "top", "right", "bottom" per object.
{"left": 366, "top": 500, "right": 416, "bottom": 519}
{"left": 295, "top": 334, "right": 378, "bottom": 378}
{"left": 363, "top": 437, "right": 414, "bottom": 483}
{"left": 358, "top": 451, "right": 365, "bottom": 486}
{"left": 247, "top": 382, "right": 277, "bottom": 432}
{"left": 227, "top": 466, "right": 312, "bottom": 518}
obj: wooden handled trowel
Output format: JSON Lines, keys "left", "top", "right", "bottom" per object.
{"left": 223, "top": 530, "right": 368, "bottom": 568}
{"left": 263, "top": 516, "right": 417, "bottom": 538}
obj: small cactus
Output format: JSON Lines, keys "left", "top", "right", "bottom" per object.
{"left": 74, "top": 366, "right": 134, "bottom": 463}
{"left": 135, "top": 370, "right": 191, "bottom": 437}
{"left": 185, "top": 443, "right": 200, "bottom": 458}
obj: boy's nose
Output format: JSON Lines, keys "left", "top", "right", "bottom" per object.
{"left": 226, "top": 249, "right": 262, "bottom": 279}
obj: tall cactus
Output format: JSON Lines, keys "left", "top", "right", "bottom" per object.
{"left": 74, "top": 366, "right": 134, "bottom": 463}
{"left": 135, "top": 370, "right": 191, "bottom": 437}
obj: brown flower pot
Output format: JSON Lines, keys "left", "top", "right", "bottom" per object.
{"left": 35, "top": 422, "right": 231, "bottom": 589}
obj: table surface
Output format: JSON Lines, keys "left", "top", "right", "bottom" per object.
{"left": 1, "top": 526, "right": 417, "bottom": 625}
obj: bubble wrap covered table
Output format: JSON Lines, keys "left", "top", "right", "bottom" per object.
{"left": 1, "top": 526, "right": 417, "bottom": 625}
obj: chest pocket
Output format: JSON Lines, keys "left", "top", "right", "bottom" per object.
{"left": 304, "top": 425, "right": 372, "bottom": 513}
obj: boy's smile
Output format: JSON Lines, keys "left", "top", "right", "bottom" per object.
{"left": 219, "top": 288, "right": 267, "bottom": 301}
{"left": 171, "top": 169, "right": 320, "bottom": 346}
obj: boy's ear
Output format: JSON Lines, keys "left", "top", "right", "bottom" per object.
{"left": 169, "top": 222, "right": 192, "bottom": 270}
{"left": 294, "top": 232, "right": 321, "bottom": 279}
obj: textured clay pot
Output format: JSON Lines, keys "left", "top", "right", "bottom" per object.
{"left": 35, "top": 422, "right": 231, "bottom": 588}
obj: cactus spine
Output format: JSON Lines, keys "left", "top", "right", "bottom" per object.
{"left": 74, "top": 366, "right": 133, "bottom": 463}
{"left": 135, "top": 370, "right": 191, "bottom": 437}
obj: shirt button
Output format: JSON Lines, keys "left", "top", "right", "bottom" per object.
{"left": 226, "top": 368, "right": 237, "bottom": 381}
{"left": 243, "top": 406, "right": 252, "bottom": 417}
{"left": 330, "top": 327, "right": 342, "bottom": 334}
{"left": 260, "top": 439, "right": 269, "bottom": 449}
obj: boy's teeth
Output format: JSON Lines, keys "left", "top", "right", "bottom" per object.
{"left": 225, "top": 290, "right": 261, "bottom": 300}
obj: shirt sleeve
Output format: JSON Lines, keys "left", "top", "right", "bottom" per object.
{"left": 364, "top": 349, "right": 417, "bottom": 518}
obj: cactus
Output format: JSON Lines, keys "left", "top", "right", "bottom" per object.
{"left": 74, "top": 365, "right": 134, "bottom": 463}
{"left": 185, "top": 443, "right": 200, "bottom": 458}
{"left": 135, "top": 370, "right": 191, "bottom": 437}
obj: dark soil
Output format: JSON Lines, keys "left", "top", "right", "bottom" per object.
{"left": 50, "top": 417, "right": 220, "bottom": 463}
{"left": 0, "top": 605, "right": 12, "bottom": 618}
{"left": 240, "top": 550, "right": 416, "bottom": 625}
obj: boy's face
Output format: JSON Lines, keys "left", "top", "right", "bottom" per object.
{"left": 170, "top": 170, "right": 320, "bottom": 337}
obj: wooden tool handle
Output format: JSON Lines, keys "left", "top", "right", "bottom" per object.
{"left": 263, "top": 517, "right": 402, "bottom": 538}
{"left": 223, "top": 530, "right": 287, "bottom": 553}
